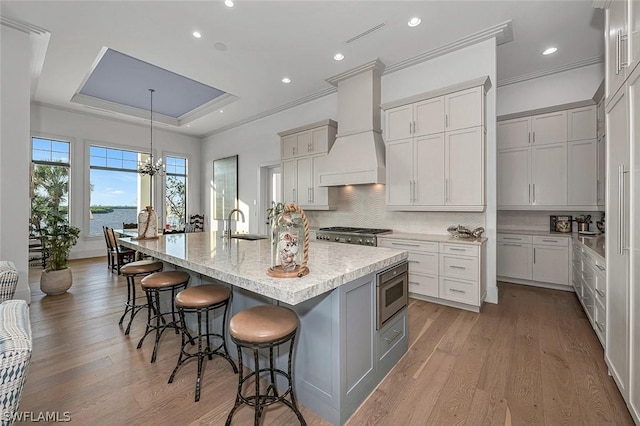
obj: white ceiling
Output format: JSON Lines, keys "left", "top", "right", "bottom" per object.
{"left": 1, "top": 1, "right": 604, "bottom": 138}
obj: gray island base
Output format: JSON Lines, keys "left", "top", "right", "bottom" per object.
{"left": 120, "top": 232, "right": 409, "bottom": 425}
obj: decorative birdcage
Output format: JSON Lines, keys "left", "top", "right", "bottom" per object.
{"left": 267, "top": 203, "right": 309, "bottom": 278}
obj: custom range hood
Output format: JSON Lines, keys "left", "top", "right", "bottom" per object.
{"left": 318, "top": 59, "right": 386, "bottom": 186}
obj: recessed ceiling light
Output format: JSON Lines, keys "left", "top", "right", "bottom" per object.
{"left": 542, "top": 47, "right": 558, "bottom": 55}
{"left": 408, "top": 17, "right": 421, "bottom": 27}
{"left": 192, "top": 31, "right": 201, "bottom": 39}
{"left": 333, "top": 53, "right": 345, "bottom": 61}
{"left": 282, "top": 77, "right": 291, "bottom": 84}
{"left": 219, "top": 110, "right": 224, "bottom": 113}
{"left": 224, "top": 0, "right": 234, "bottom": 7}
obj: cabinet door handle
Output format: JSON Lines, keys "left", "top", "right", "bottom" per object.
{"left": 621, "top": 31, "right": 629, "bottom": 68}
{"left": 413, "top": 180, "right": 417, "bottom": 203}
{"left": 445, "top": 178, "right": 449, "bottom": 202}
{"left": 533, "top": 247, "right": 536, "bottom": 264}
{"left": 409, "top": 181, "right": 413, "bottom": 203}
{"left": 409, "top": 281, "right": 420, "bottom": 285}
{"left": 503, "top": 243, "right": 523, "bottom": 247}
{"left": 408, "top": 260, "right": 420, "bottom": 264}
{"left": 596, "top": 264, "right": 605, "bottom": 272}
{"left": 409, "top": 122, "right": 412, "bottom": 135}
{"left": 450, "top": 288, "right": 466, "bottom": 294}
{"left": 533, "top": 131, "right": 535, "bottom": 144}
{"left": 449, "top": 247, "right": 466, "bottom": 252}
{"left": 529, "top": 183, "right": 531, "bottom": 204}
{"left": 391, "top": 242, "right": 420, "bottom": 248}
{"left": 595, "top": 321, "right": 605, "bottom": 332}
{"left": 542, "top": 239, "right": 558, "bottom": 243}
{"left": 308, "top": 187, "right": 312, "bottom": 204}
{"left": 503, "top": 237, "right": 522, "bottom": 240}
{"left": 450, "top": 265, "right": 467, "bottom": 270}
{"left": 617, "top": 29, "right": 621, "bottom": 74}
{"left": 384, "top": 330, "right": 402, "bottom": 344}
{"left": 532, "top": 183, "right": 536, "bottom": 204}
{"left": 595, "top": 289, "right": 605, "bottom": 298}
{"left": 293, "top": 188, "right": 296, "bottom": 202}
{"left": 445, "top": 114, "right": 448, "bottom": 128}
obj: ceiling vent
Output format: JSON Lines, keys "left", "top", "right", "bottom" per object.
{"left": 346, "top": 23, "right": 386, "bottom": 44}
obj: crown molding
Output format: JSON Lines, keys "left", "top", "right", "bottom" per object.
{"left": 384, "top": 20, "right": 513, "bottom": 75}
{"left": 209, "top": 21, "right": 513, "bottom": 136}
{"left": 203, "top": 86, "right": 337, "bottom": 138}
{"left": 2, "top": 17, "right": 51, "bottom": 99}
{"left": 497, "top": 56, "right": 604, "bottom": 87}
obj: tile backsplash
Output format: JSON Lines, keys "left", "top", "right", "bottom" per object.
{"left": 498, "top": 210, "right": 604, "bottom": 233}
{"left": 304, "top": 184, "right": 485, "bottom": 234}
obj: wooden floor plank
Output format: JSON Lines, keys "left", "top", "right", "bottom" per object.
{"left": 19, "top": 260, "right": 634, "bottom": 425}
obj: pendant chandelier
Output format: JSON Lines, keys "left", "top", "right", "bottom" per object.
{"left": 138, "top": 88, "right": 165, "bottom": 177}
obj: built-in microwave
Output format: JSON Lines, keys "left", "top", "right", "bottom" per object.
{"left": 376, "top": 262, "right": 408, "bottom": 330}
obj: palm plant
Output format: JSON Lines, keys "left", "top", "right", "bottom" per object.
{"left": 40, "top": 212, "right": 80, "bottom": 271}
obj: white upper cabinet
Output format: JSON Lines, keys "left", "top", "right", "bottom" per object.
{"left": 607, "top": 0, "right": 629, "bottom": 101}
{"left": 383, "top": 79, "right": 488, "bottom": 212}
{"left": 531, "top": 111, "right": 567, "bottom": 145}
{"left": 445, "top": 127, "right": 484, "bottom": 207}
{"left": 531, "top": 142, "right": 567, "bottom": 206}
{"left": 444, "top": 86, "right": 483, "bottom": 131}
{"left": 498, "top": 104, "right": 599, "bottom": 210}
{"left": 568, "top": 139, "right": 598, "bottom": 206}
{"left": 568, "top": 106, "right": 597, "bottom": 141}
{"left": 385, "top": 105, "right": 413, "bottom": 142}
{"left": 279, "top": 120, "right": 336, "bottom": 210}
{"left": 497, "top": 147, "right": 530, "bottom": 206}
{"left": 414, "top": 97, "right": 445, "bottom": 136}
{"left": 497, "top": 117, "right": 531, "bottom": 149}
{"left": 414, "top": 134, "right": 445, "bottom": 205}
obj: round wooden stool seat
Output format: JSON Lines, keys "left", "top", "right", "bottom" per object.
{"left": 230, "top": 305, "right": 298, "bottom": 344}
{"left": 175, "top": 284, "right": 231, "bottom": 308}
{"left": 121, "top": 260, "right": 163, "bottom": 276}
{"left": 141, "top": 271, "right": 190, "bottom": 289}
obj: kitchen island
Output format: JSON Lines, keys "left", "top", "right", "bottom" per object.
{"left": 119, "top": 232, "right": 408, "bottom": 425}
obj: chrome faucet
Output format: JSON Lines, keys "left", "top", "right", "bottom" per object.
{"left": 226, "top": 208, "right": 245, "bottom": 239}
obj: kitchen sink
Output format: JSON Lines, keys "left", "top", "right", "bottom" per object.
{"left": 230, "top": 234, "right": 268, "bottom": 241}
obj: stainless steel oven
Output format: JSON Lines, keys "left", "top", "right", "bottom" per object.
{"left": 377, "top": 261, "right": 408, "bottom": 330}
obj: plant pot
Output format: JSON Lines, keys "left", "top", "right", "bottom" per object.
{"left": 40, "top": 268, "right": 72, "bottom": 295}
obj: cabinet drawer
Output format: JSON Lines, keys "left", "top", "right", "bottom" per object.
{"left": 408, "top": 273, "right": 438, "bottom": 298}
{"left": 439, "top": 254, "right": 478, "bottom": 281}
{"left": 532, "top": 236, "right": 569, "bottom": 246}
{"left": 379, "top": 239, "right": 438, "bottom": 253}
{"left": 378, "top": 310, "right": 406, "bottom": 361}
{"left": 408, "top": 252, "right": 438, "bottom": 275}
{"left": 439, "top": 277, "right": 478, "bottom": 305}
{"left": 497, "top": 234, "right": 532, "bottom": 243}
{"left": 581, "top": 285, "right": 595, "bottom": 323}
{"left": 439, "top": 243, "right": 479, "bottom": 257}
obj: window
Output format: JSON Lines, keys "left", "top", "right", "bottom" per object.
{"left": 89, "top": 145, "right": 151, "bottom": 236}
{"left": 164, "top": 156, "right": 187, "bottom": 229}
{"left": 31, "top": 137, "right": 71, "bottom": 233}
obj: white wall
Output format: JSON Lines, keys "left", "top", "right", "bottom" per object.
{"left": 1, "top": 25, "right": 32, "bottom": 302}
{"left": 497, "top": 63, "right": 604, "bottom": 116}
{"left": 30, "top": 104, "right": 202, "bottom": 259}
{"left": 202, "top": 38, "right": 499, "bottom": 304}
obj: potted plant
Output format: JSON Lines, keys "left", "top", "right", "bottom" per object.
{"left": 39, "top": 212, "right": 80, "bottom": 295}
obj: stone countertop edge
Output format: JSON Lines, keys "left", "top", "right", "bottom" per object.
{"left": 497, "top": 229, "right": 573, "bottom": 238}
{"left": 378, "top": 232, "right": 487, "bottom": 245}
{"left": 118, "top": 235, "right": 408, "bottom": 306}
{"left": 573, "top": 234, "right": 606, "bottom": 261}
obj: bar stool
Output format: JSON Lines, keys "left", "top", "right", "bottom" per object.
{"left": 168, "top": 284, "right": 238, "bottom": 402}
{"left": 119, "top": 260, "right": 163, "bottom": 335}
{"left": 225, "top": 305, "right": 306, "bottom": 426}
{"left": 138, "top": 270, "right": 190, "bottom": 363}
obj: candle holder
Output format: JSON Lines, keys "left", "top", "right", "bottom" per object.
{"left": 267, "top": 203, "right": 309, "bottom": 278}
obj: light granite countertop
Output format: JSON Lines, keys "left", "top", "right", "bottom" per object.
{"left": 378, "top": 232, "right": 487, "bottom": 245}
{"left": 119, "top": 231, "right": 407, "bottom": 305}
{"left": 573, "top": 234, "right": 606, "bottom": 260}
{"left": 497, "top": 229, "right": 572, "bottom": 238}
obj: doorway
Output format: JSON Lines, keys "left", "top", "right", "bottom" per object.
{"left": 258, "top": 163, "right": 281, "bottom": 235}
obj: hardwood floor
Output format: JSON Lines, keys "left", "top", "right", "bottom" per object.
{"left": 22, "top": 258, "right": 632, "bottom": 425}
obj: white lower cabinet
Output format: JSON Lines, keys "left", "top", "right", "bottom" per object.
{"left": 572, "top": 239, "right": 606, "bottom": 348}
{"left": 378, "top": 237, "right": 485, "bottom": 311}
{"left": 497, "top": 233, "right": 569, "bottom": 286}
